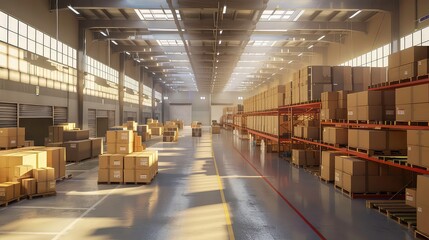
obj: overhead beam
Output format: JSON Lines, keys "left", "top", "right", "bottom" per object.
{"left": 112, "top": 45, "right": 324, "bottom": 53}
{"left": 255, "top": 21, "right": 367, "bottom": 33}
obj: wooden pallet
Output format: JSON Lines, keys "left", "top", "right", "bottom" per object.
{"left": 334, "top": 186, "right": 394, "bottom": 199}
{"left": 304, "top": 166, "right": 320, "bottom": 176}
{"left": 417, "top": 74, "right": 429, "bottom": 80}
{"left": 321, "top": 119, "right": 348, "bottom": 123}
{"left": 406, "top": 163, "right": 429, "bottom": 171}
{"left": 97, "top": 181, "right": 123, "bottom": 185}
{"left": 123, "top": 181, "right": 152, "bottom": 185}
{"left": 415, "top": 229, "right": 429, "bottom": 240}
{"left": 27, "top": 191, "right": 56, "bottom": 200}
{"left": 347, "top": 120, "right": 382, "bottom": 125}
{"left": 319, "top": 176, "right": 334, "bottom": 184}
{"left": 0, "top": 195, "right": 23, "bottom": 207}
{"left": 366, "top": 200, "right": 417, "bottom": 230}
{"left": 348, "top": 147, "right": 406, "bottom": 156}
{"left": 56, "top": 174, "right": 73, "bottom": 182}
{"left": 324, "top": 142, "right": 347, "bottom": 148}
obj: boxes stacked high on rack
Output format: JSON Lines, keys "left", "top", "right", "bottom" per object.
{"left": 407, "top": 130, "right": 429, "bottom": 168}
{"left": 0, "top": 128, "right": 25, "bottom": 149}
{"left": 293, "top": 120, "right": 319, "bottom": 140}
{"left": 417, "top": 175, "right": 429, "bottom": 236}
{"left": 320, "top": 91, "right": 349, "bottom": 120}
{"left": 298, "top": 66, "right": 333, "bottom": 103}
{"left": 334, "top": 156, "right": 367, "bottom": 193}
{"left": 320, "top": 151, "right": 343, "bottom": 181}
{"left": 322, "top": 127, "right": 348, "bottom": 145}
{"left": 396, "top": 83, "right": 429, "bottom": 122}
{"left": 347, "top": 91, "right": 395, "bottom": 122}
{"left": 348, "top": 129, "right": 407, "bottom": 153}
{"left": 352, "top": 67, "right": 371, "bottom": 91}
{"left": 371, "top": 67, "right": 387, "bottom": 85}
{"left": 388, "top": 46, "right": 429, "bottom": 83}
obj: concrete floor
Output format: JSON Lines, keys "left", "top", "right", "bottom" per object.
{"left": 0, "top": 127, "right": 416, "bottom": 240}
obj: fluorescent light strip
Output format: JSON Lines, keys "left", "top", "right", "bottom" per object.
{"left": 111, "top": 40, "right": 118, "bottom": 45}
{"left": 308, "top": 45, "right": 313, "bottom": 49}
{"left": 68, "top": 5, "right": 80, "bottom": 15}
{"left": 125, "top": 51, "right": 130, "bottom": 55}
{"left": 219, "top": 40, "right": 222, "bottom": 44}
{"left": 100, "top": 31, "right": 107, "bottom": 37}
{"left": 288, "top": 61, "right": 293, "bottom": 64}
{"left": 349, "top": 10, "right": 362, "bottom": 19}
{"left": 298, "top": 53, "right": 303, "bottom": 57}
{"left": 223, "top": 5, "right": 227, "bottom": 14}
{"left": 293, "top": 10, "right": 304, "bottom": 21}
{"left": 317, "top": 35, "right": 325, "bottom": 41}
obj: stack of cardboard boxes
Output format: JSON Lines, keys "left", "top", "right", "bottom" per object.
{"left": 211, "top": 125, "right": 221, "bottom": 134}
{"left": 0, "top": 128, "right": 25, "bottom": 149}
{"left": 192, "top": 121, "right": 202, "bottom": 137}
{"left": 396, "top": 83, "right": 429, "bottom": 122}
{"left": 320, "top": 151, "right": 343, "bottom": 182}
{"left": 292, "top": 149, "right": 320, "bottom": 167}
{"left": 99, "top": 129, "right": 155, "bottom": 184}
{"left": 320, "top": 91, "right": 348, "bottom": 120}
{"left": 163, "top": 122, "right": 179, "bottom": 142}
{"left": 347, "top": 91, "right": 395, "bottom": 122}
{"left": 334, "top": 156, "right": 368, "bottom": 193}
{"left": 388, "top": 46, "right": 429, "bottom": 83}
{"left": 0, "top": 182, "right": 21, "bottom": 203}
{"left": 137, "top": 125, "right": 151, "bottom": 142}
{"left": 147, "top": 119, "right": 164, "bottom": 136}
{"left": 416, "top": 175, "right": 429, "bottom": 236}
{"left": 293, "top": 120, "right": 319, "bottom": 140}
{"left": 322, "top": 127, "right": 348, "bottom": 146}
{"left": 348, "top": 129, "right": 407, "bottom": 153}
{"left": 407, "top": 130, "right": 429, "bottom": 168}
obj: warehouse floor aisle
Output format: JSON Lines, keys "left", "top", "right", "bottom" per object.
{"left": 0, "top": 128, "right": 416, "bottom": 240}
{"left": 212, "top": 130, "right": 415, "bottom": 240}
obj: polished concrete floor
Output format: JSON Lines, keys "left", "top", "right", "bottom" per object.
{"left": 0, "top": 127, "right": 415, "bottom": 240}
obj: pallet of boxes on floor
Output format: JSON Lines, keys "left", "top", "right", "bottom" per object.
{"left": 98, "top": 128, "right": 158, "bottom": 184}
{"left": 47, "top": 123, "right": 103, "bottom": 163}
{"left": 147, "top": 119, "right": 164, "bottom": 137}
{"left": 192, "top": 121, "right": 202, "bottom": 137}
{"left": 163, "top": 121, "right": 179, "bottom": 142}
{"left": 0, "top": 127, "right": 26, "bottom": 150}
{"left": 0, "top": 146, "right": 67, "bottom": 206}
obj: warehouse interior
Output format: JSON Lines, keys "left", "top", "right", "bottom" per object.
{"left": 1, "top": 0, "right": 429, "bottom": 239}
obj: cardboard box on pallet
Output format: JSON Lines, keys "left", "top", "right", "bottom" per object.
{"left": 321, "top": 151, "right": 343, "bottom": 181}
{"left": 109, "top": 154, "right": 124, "bottom": 169}
{"left": 90, "top": 138, "right": 103, "bottom": 158}
{"left": 109, "top": 169, "right": 123, "bottom": 183}
{"left": 342, "top": 174, "right": 366, "bottom": 193}
{"left": 371, "top": 67, "right": 387, "bottom": 85}
{"left": 387, "top": 131, "right": 407, "bottom": 150}
{"left": 400, "top": 46, "right": 429, "bottom": 65}
{"left": 328, "top": 127, "right": 348, "bottom": 145}
{"left": 63, "top": 130, "right": 89, "bottom": 142}
{"left": 332, "top": 66, "right": 352, "bottom": 91}
{"left": 388, "top": 67, "right": 400, "bottom": 82}
{"left": 303, "top": 127, "right": 319, "bottom": 140}
{"left": 0, "top": 182, "right": 14, "bottom": 201}
{"left": 64, "top": 140, "right": 91, "bottom": 162}
{"left": 418, "top": 59, "right": 429, "bottom": 76}
{"left": 25, "top": 150, "right": 47, "bottom": 168}
{"left": 352, "top": 67, "right": 371, "bottom": 90}
{"left": 292, "top": 149, "right": 306, "bottom": 166}
{"left": 14, "top": 165, "right": 33, "bottom": 179}
{"left": 21, "top": 178, "right": 36, "bottom": 195}
{"left": 342, "top": 158, "right": 366, "bottom": 176}
{"left": 0, "top": 128, "right": 19, "bottom": 148}
{"left": 98, "top": 169, "right": 109, "bottom": 182}
{"left": 136, "top": 169, "right": 151, "bottom": 183}
{"left": 406, "top": 188, "right": 417, "bottom": 208}
{"left": 358, "top": 130, "right": 386, "bottom": 151}
{"left": 417, "top": 175, "right": 429, "bottom": 235}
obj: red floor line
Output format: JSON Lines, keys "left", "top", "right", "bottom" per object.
{"left": 232, "top": 147, "right": 327, "bottom": 240}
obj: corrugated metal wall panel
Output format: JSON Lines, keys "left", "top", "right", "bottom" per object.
{"left": 88, "top": 109, "right": 96, "bottom": 138}
{"left": 0, "top": 102, "right": 17, "bottom": 127}
{"left": 108, "top": 110, "right": 115, "bottom": 128}
{"left": 54, "top": 107, "right": 68, "bottom": 125}
{"left": 97, "top": 110, "right": 108, "bottom": 118}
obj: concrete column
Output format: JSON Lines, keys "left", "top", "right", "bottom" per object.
{"left": 139, "top": 67, "right": 145, "bottom": 124}
{"left": 76, "top": 24, "right": 86, "bottom": 129}
{"left": 390, "top": 0, "right": 400, "bottom": 53}
{"left": 118, "top": 53, "right": 125, "bottom": 125}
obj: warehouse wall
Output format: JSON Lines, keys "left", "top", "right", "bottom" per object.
{"left": 400, "top": 0, "right": 429, "bottom": 37}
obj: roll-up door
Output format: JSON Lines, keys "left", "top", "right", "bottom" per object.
{"left": 19, "top": 104, "right": 52, "bottom": 118}
{"left": 0, "top": 102, "right": 17, "bottom": 127}
{"left": 97, "top": 110, "right": 108, "bottom": 118}
{"left": 88, "top": 109, "right": 96, "bottom": 138}
{"left": 169, "top": 104, "right": 192, "bottom": 126}
{"left": 124, "top": 111, "right": 137, "bottom": 122}
{"left": 53, "top": 107, "right": 68, "bottom": 125}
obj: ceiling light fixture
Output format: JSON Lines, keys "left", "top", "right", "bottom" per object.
{"left": 293, "top": 10, "right": 304, "bottom": 21}
{"left": 136, "top": 59, "right": 141, "bottom": 63}
{"left": 298, "top": 53, "right": 303, "bottom": 57}
{"left": 219, "top": 40, "right": 222, "bottom": 44}
{"left": 125, "top": 51, "right": 130, "bottom": 55}
{"left": 144, "top": 66, "right": 148, "bottom": 69}
{"left": 67, "top": 5, "right": 80, "bottom": 15}
{"left": 308, "top": 45, "right": 313, "bottom": 49}
{"left": 220, "top": 30, "right": 223, "bottom": 34}
{"left": 217, "top": 52, "right": 220, "bottom": 56}
{"left": 223, "top": 5, "right": 227, "bottom": 14}
{"left": 100, "top": 31, "right": 107, "bottom": 37}
{"left": 111, "top": 40, "right": 118, "bottom": 45}
{"left": 349, "top": 10, "right": 362, "bottom": 19}
{"left": 317, "top": 35, "right": 325, "bottom": 41}
{"left": 134, "top": 9, "right": 144, "bottom": 20}
{"left": 288, "top": 60, "right": 293, "bottom": 64}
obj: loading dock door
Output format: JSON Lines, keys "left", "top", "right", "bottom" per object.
{"left": 169, "top": 104, "right": 192, "bottom": 126}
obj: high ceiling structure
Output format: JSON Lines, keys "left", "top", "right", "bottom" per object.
{"left": 52, "top": 0, "right": 398, "bottom": 93}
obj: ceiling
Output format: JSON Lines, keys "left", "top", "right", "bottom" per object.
{"left": 52, "top": 0, "right": 397, "bottom": 93}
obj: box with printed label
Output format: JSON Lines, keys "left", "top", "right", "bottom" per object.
{"left": 0, "top": 183, "right": 14, "bottom": 201}
{"left": 135, "top": 169, "right": 151, "bottom": 183}
{"left": 109, "top": 169, "right": 123, "bottom": 183}
{"left": 124, "top": 154, "right": 136, "bottom": 170}
{"left": 98, "top": 169, "right": 109, "bottom": 182}
{"left": 406, "top": 188, "right": 417, "bottom": 207}
{"left": 116, "top": 143, "right": 133, "bottom": 154}
{"left": 116, "top": 131, "right": 134, "bottom": 143}
{"left": 109, "top": 154, "right": 124, "bottom": 169}
{"left": 124, "top": 169, "right": 135, "bottom": 183}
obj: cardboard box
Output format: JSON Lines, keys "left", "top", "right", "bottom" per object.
{"left": 406, "top": 188, "right": 417, "bottom": 208}
{"left": 306, "top": 150, "right": 320, "bottom": 166}
{"left": 320, "top": 108, "right": 336, "bottom": 120}
{"left": 32, "top": 168, "right": 47, "bottom": 182}
{"left": 347, "top": 107, "right": 358, "bottom": 121}
{"left": 348, "top": 129, "right": 359, "bottom": 148}
{"left": 44, "top": 147, "right": 60, "bottom": 179}
{"left": 334, "top": 170, "right": 342, "bottom": 188}
{"left": 25, "top": 150, "right": 47, "bottom": 168}
{"left": 395, "top": 86, "right": 413, "bottom": 105}
{"left": 303, "top": 127, "right": 319, "bottom": 140}
{"left": 127, "top": 121, "right": 137, "bottom": 131}
{"left": 46, "top": 180, "right": 55, "bottom": 192}
{"left": 329, "top": 127, "right": 348, "bottom": 145}
{"left": 64, "top": 140, "right": 92, "bottom": 162}
{"left": 413, "top": 103, "right": 429, "bottom": 121}
{"left": 332, "top": 66, "right": 352, "bottom": 91}
{"left": 371, "top": 67, "right": 387, "bottom": 84}
{"left": 151, "top": 127, "right": 164, "bottom": 136}
{"left": 334, "top": 156, "right": 345, "bottom": 171}
{"left": 321, "top": 151, "right": 342, "bottom": 181}
{"left": 352, "top": 67, "right": 371, "bottom": 90}
{"left": 383, "top": 106, "right": 396, "bottom": 121}
{"left": 417, "top": 175, "right": 429, "bottom": 235}
{"left": 116, "top": 143, "right": 133, "bottom": 154}
{"left": 399, "top": 63, "right": 417, "bottom": 79}
{"left": 388, "top": 67, "right": 400, "bottom": 82}
{"left": 407, "top": 130, "right": 420, "bottom": 146}
{"left": 135, "top": 152, "right": 154, "bottom": 169}
{"left": 400, "top": 46, "right": 429, "bottom": 65}
{"left": 90, "top": 138, "right": 103, "bottom": 158}
{"left": 109, "top": 154, "right": 124, "bottom": 169}
{"left": 124, "top": 169, "right": 135, "bottom": 183}
{"left": 342, "top": 174, "right": 366, "bottom": 193}
{"left": 417, "top": 205, "right": 429, "bottom": 235}
{"left": 135, "top": 169, "right": 151, "bottom": 183}
{"left": 21, "top": 178, "right": 36, "bottom": 195}
{"left": 418, "top": 59, "right": 429, "bottom": 76}
{"left": 357, "top": 91, "right": 381, "bottom": 106}
{"left": 367, "top": 161, "right": 380, "bottom": 176}
{"left": 292, "top": 149, "right": 306, "bottom": 166}
{"left": 396, "top": 104, "right": 412, "bottom": 122}
{"left": 342, "top": 158, "right": 366, "bottom": 176}
{"left": 14, "top": 165, "right": 33, "bottom": 178}
{"left": 116, "top": 130, "right": 134, "bottom": 143}
{"left": 387, "top": 131, "right": 407, "bottom": 150}
{"left": 124, "top": 154, "right": 135, "bottom": 170}
{"left": 107, "top": 143, "right": 116, "bottom": 154}
{"left": 109, "top": 169, "right": 123, "bottom": 183}
{"left": 63, "top": 130, "right": 89, "bottom": 142}
{"left": 98, "top": 168, "right": 109, "bottom": 182}
{"left": 407, "top": 145, "right": 420, "bottom": 165}
{"left": 422, "top": 146, "right": 429, "bottom": 168}
{"left": 358, "top": 130, "right": 386, "bottom": 150}
{"left": 106, "top": 131, "right": 116, "bottom": 143}
{"left": 98, "top": 154, "right": 110, "bottom": 169}
{"left": 388, "top": 51, "right": 401, "bottom": 68}
{"left": 45, "top": 167, "right": 55, "bottom": 181}
{"left": 0, "top": 183, "right": 14, "bottom": 201}
{"left": 37, "top": 181, "right": 47, "bottom": 194}
{"left": 335, "top": 108, "right": 347, "bottom": 119}
{"left": 357, "top": 106, "right": 383, "bottom": 121}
